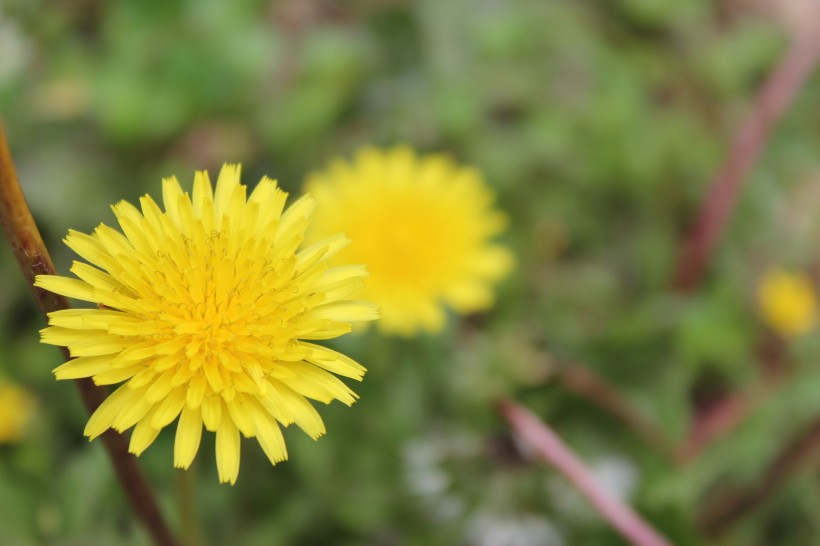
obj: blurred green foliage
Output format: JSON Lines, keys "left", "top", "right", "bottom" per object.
{"left": 2, "top": 0, "right": 820, "bottom": 545}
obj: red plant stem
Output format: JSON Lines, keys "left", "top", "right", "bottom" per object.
{"left": 0, "top": 122, "right": 178, "bottom": 546}
{"left": 683, "top": 387, "right": 762, "bottom": 462}
{"left": 698, "top": 416, "right": 820, "bottom": 535}
{"left": 680, "top": 330, "right": 788, "bottom": 462}
{"left": 498, "top": 400, "right": 673, "bottom": 546}
{"left": 559, "top": 364, "right": 679, "bottom": 462}
{"left": 682, "top": 365, "right": 790, "bottom": 462}
{"left": 674, "top": 21, "right": 820, "bottom": 292}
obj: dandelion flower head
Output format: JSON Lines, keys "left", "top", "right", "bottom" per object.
{"left": 0, "top": 380, "right": 35, "bottom": 444}
{"left": 757, "top": 268, "right": 817, "bottom": 339}
{"left": 35, "top": 165, "right": 378, "bottom": 484}
{"left": 305, "top": 147, "right": 513, "bottom": 336}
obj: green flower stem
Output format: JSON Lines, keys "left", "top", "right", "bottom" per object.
{"left": 0, "top": 121, "right": 179, "bottom": 546}
{"left": 177, "top": 467, "right": 202, "bottom": 546}
{"left": 498, "top": 400, "right": 672, "bottom": 546}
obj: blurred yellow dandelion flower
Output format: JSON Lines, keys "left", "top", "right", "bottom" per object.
{"left": 0, "top": 380, "right": 35, "bottom": 444}
{"left": 305, "top": 147, "right": 513, "bottom": 336}
{"left": 35, "top": 165, "right": 378, "bottom": 484}
{"left": 757, "top": 268, "right": 817, "bottom": 338}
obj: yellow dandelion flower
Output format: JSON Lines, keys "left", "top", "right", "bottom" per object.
{"left": 35, "top": 165, "right": 378, "bottom": 484}
{"left": 0, "top": 380, "right": 35, "bottom": 444}
{"left": 304, "top": 147, "right": 513, "bottom": 336}
{"left": 757, "top": 268, "right": 817, "bottom": 338}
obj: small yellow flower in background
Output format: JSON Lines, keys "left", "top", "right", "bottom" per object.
{"left": 757, "top": 268, "right": 818, "bottom": 338}
{"left": 0, "top": 380, "right": 35, "bottom": 444}
{"left": 305, "top": 147, "right": 513, "bottom": 336}
{"left": 35, "top": 165, "right": 378, "bottom": 484}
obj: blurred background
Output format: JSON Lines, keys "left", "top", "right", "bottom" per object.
{"left": 2, "top": 0, "right": 820, "bottom": 545}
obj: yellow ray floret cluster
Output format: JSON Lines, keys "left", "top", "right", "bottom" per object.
{"left": 35, "top": 165, "right": 378, "bottom": 484}
{"left": 305, "top": 146, "right": 513, "bottom": 336}
{"left": 757, "top": 268, "right": 818, "bottom": 339}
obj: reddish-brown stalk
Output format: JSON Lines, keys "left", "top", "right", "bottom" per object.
{"left": 0, "top": 122, "right": 178, "bottom": 546}
{"left": 498, "top": 400, "right": 673, "bottom": 546}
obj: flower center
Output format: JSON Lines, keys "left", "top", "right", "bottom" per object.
{"left": 345, "top": 196, "right": 457, "bottom": 286}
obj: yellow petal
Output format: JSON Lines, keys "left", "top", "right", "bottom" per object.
{"left": 70, "top": 262, "right": 122, "bottom": 292}
{"left": 129, "top": 419, "right": 160, "bottom": 456}
{"left": 269, "top": 382, "right": 325, "bottom": 439}
{"left": 151, "top": 387, "right": 186, "bottom": 429}
{"left": 201, "top": 395, "right": 222, "bottom": 432}
{"left": 275, "top": 194, "right": 314, "bottom": 244}
{"left": 248, "top": 177, "right": 286, "bottom": 228}
{"left": 203, "top": 358, "right": 223, "bottom": 392}
{"left": 84, "top": 386, "right": 140, "bottom": 439}
{"left": 275, "top": 361, "right": 357, "bottom": 405}
{"left": 47, "top": 308, "right": 135, "bottom": 331}
{"left": 34, "top": 275, "right": 96, "bottom": 302}
{"left": 92, "top": 364, "right": 143, "bottom": 385}
{"left": 301, "top": 300, "right": 379, "bottom": 323}
{"left": 111, "top": 200, "right": 154, "bottom": 256}
{"left": 214, "top": 164, "right": 245, "bottom": 229}
{"left": 293, "top": 320, "right": 352, "bottom": 340}
{"left": 186, "top": 375, "right": 207, "bottom": 409}
{"left": 225, "top": 394, "right": 255, "bottom": 438}
{"left": 301, "top": 343, "right": 366, "bottom": 380}
{"left": 192, "top": 170, "right": 214, "bottom": 220}
{"left": 63, "top": 229, "right": 105, "bottom": 263}
{"left": 297, "top": 233, "right": 349, "bottom": 266}
{"left": 250, "top": 400, "right": 287, "bottom": 465}
{"left": 174, "top": 406, "right": 203, "bottom": 469}
{"left": 143, "top": 369, "right": 177, "bottom": 404}
{"left": 94, "top": 224, "right": 134, "bottom": 257}
{"left": 312, "top": 264, "right": 368, "bottom": 291}
{"left": 215, "top": 408, "right": 240, "bottom": 485}
{"left": 53, "top": 355, "right": 112, "bottom": 380}
{"left": 162, "top": 176, "right": 185, "bottom": 229}
{"left": 112, "top": 392, "right": 152, "bottom": 432}
{"left": 40, "top": 326, "right": 105, "bottom": 346}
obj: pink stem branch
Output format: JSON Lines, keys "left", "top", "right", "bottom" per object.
{"left": 498, "top": 400, "right": 673, "bottom": 546}
{"left": 674, "top": 19, "right": 820, "bottom": 291}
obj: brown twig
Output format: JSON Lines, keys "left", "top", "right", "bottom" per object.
{"left": 555, "top": 356, "right": 793, "bottom": 465}
{"left": 0, "top": 122, "right": 178, "bottom": 546}
{"left": 498, "top": 400, "right": 673, "bottom": 546}
{"left": 698, "top": 416, "right": 820, "bottom": 535}
{"left": 558, "top": 363, "right": 680, "bottom": 462}
{"left": 673, "top": 18, "right": 820, "bottom": 292}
